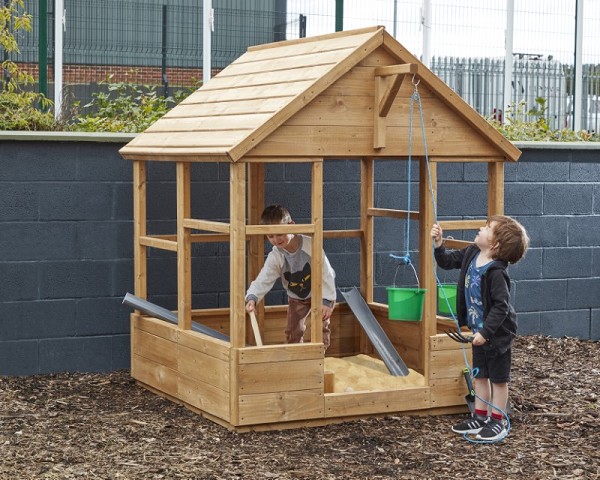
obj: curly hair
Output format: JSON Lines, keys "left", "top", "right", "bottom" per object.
{"left": 488, "top": 215, "right": 530, "bottom": 264}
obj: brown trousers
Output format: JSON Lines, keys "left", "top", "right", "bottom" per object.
{"left": 286, "top": 297, "right": 331, "bottom": 350}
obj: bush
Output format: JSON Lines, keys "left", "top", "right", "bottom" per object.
{"left": 0, "top": 90, "right": 56, "bottom": 130}
{"left": 487, "top": 97, "right": 599, "bottom": 142}
{"left": 69, "top": 76, "right": 196, "bottom": 133}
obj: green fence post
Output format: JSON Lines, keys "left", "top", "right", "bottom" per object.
{"left": 38, "top": 0, "right": 48, "bottom": 100}
{"left": 335, "top": 0, "right": 343, "bottom": 32}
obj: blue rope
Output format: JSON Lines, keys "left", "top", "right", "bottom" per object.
{"left": 411, "top": 81, "right": 511, "bottom": 444}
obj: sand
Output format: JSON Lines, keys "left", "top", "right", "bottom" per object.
{"left": 324, "top": 354, "right": 425, "bottom": 393}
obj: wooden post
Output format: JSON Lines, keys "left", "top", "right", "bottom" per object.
{"left": 133, "top": 160, "right": 147, "bottom": 300}
{"left": 230, "top": 162, "right": 247, "bottom": 348}
{"left": 311, "top": 160, "right": 324, "bottom": 346}
{"left": 419, "top": 157, "right": 437, "bottom": 379}
{"left": 176, "top": 162, "right": 191, "bottom": 330}
{"left": 247, "top": 162, "right": 265, "bottom": 344}
{"left": 360, "top": 157, "right": 374, "bottom": 354}
{"left": 488, "top": 161, "right": 505, "bottom": 216}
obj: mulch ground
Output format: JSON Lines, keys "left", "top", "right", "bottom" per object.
{"left": 1, "top": 335, "right": 598, "bottom": 480}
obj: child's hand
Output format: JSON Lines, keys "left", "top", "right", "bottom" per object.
{"left": 430, "top": 224, "right": 443, "bottom": 248}
{"left": 245, "top": 300, "right": 256, "bottom": 313}
{"left": 472, "top": 332, "right": 486, "bottom": 346}
{"left": 322, "top": 304, "right": 334, "bottom": 321}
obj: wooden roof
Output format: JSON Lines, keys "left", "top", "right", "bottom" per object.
{"left": 120, "top": 26, "right": 520, "bottom": 163}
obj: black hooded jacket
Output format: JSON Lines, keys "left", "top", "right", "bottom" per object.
{"left": 434, "top": 244, "right": 517, "bottom": 354}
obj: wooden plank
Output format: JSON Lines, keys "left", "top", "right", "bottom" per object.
{"left": 145, "top": 114, "right": 274, "bottom": 133}
{"left": 248, "top": 312, "right": 263, "bottom": 347}
{"left": 248, "top": 125, "right": 500, "bottom": 158}
{"left": 430, "top": 350, "right": 470, "bottom": 379}
{"left": 419, "top": 158, "right": 437, "bottom": 378}
{"left": 183, "top": 218, "right": 230, "bottom": 234}
{"left": 122, "top": 149, "right": 230, "bottom": 162}
{"left": 245, "top": 224, "right": 315, "bottom": 235}
{"left": 125, "top": 130, "right": 251, "bottom": 149}
{"left": 360, "top": 158, "right": 374, "bottom": 305}
{"left": 133, "top": 161, "right": 147, "bottom": 300}
{"left": 180, "top": 81, "right": 314, "bottom": 103}
{"left": 178, "top": 344, "right": 230, "bottom": 391}
{"left": 323, "top": 229, "right": 362, "bottom": 239}
{"left": 179, "top": 329, "right": 230, "bottom": 362}
{"left": 167, "top": 97, "right": 291, "bottom": 117}
{"left": 243, "top": 156, "right": 324, "bottom": 164}
{"left": 378, "top": 73, "right": 406, "bottom": 117}
{"left": 431, "top": 333, "right": 474, "bottom": 352}
{"left": 238, "top": 359, "right": 323, "bottom": 394}
{"left": 244, "top": 27, "right": 380, "bottom": 57}
{"left": 202, "top": 65, "right": 334, "bottom": 91}
{"left": 230, "top": 161, "right": 246, "bottom": 349}
{"left": 219, "top": 47, "right": 357, "bottom": 77}
{"left": 373, "top": 75, "right": 386, "bottom": 148}
{"left": 374, "top": 63, "right": 418, "bottom": 77}
{"left": 444, "top": 238, "right": 473, "bottom": 249}
{"left": 247, "top": 162, "right": 265, "bottom": 341}
{"left": 132, "top": 354, "right": 178, "bottom": 398}
{"left": 133, "top": 329, "right": 178, "bottom": 370}
{"left": 430, "top": 377, "right": 468, "bottom": 408}
{"left": 177, "top": 162, "right": 192, "bottom": 331}
{"left": 367, "top": 207, "right": 419, "bottom": 220}
{"left": 438, "top": 219, "right": 486, "bottom": 231}
{"left": 311, "top": 161, "right": 324, "bottom": 345}
{"left": 178, "top": 373, "right": 230, "bottom": 421}
{"left": 135, "top": 315, "right": 179, "bottom": 342}
{"left": 488, "top": 161, "right": 505, "bottom": 216}
{"left": 139, "top": 235, "right": 178, "bottom": 252}
{"left": 238, "top": 343, "right": 324, "bottom": 364}
{"left": 237, "top": 389, "right": 324, "bottom": 426}
{"left": 324, "top": 387, "right": 430, "bottom": 417}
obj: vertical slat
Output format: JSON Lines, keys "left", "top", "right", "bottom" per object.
{"left": 177, "top": 162, "right": 191, "bottom": 330}
{"left": 133, "top": 160, "right": 147, "bottom": 300}
{"left": 311, "top": 160, "right": 324, "bottom": 346}
{"left": 419, "top": 158, "right": 437, "bottom": 379}
{"left": 373, "top": 76, "right": 386, "bottom": 148}
{"left": 230, "top": 162, "right": 247, "bottom": 348}
{"left": 360, "top": 157, "right": 374, "bottom": 354}
{"left": 247, "top": 162, "right": 265, "bottom": 343}
{"left": 488, "top": 161, "right": 505, "bottom": 216}
{"left": 360, "top": 157, "right": 374, "bottom": 303}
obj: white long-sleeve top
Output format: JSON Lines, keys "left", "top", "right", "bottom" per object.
{"left": 245, "top": 235, "right": 336, "bottom": 307}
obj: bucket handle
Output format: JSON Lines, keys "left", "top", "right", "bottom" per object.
{"left": 392, "top": 258, "right": 420, "bottom": 288}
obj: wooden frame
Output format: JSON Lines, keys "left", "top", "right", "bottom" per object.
{"left": 121, "top": 26, "right": 520, "bottom": 431}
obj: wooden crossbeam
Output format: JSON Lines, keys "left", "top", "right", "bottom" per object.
{"left": 373, "top": 63, "right": 418, "bottom": 149}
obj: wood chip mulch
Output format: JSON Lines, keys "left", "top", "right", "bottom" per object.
{"left": 1, "top": 335, "right": 598, "bottom": 480}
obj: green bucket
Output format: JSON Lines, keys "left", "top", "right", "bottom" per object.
{"left": 438, "top": 284, "right": 457, "bottom": 316}
{"left": 386, "top": 287, "right": 426, "bottom": 321}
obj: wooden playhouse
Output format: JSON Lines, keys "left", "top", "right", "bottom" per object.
{"left": 119, "top": 26, "right": 521, "bottom": 431}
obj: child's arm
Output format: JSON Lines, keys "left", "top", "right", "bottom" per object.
{"left": 245, "top": 250, "right": 283, "bottom": 309}
{"left": 479, "top": 269, "right": 512, "bottom": 341}
{"left": 321, "top": 253, "right": 337, "bottom": 319}
{"left": 431, "top": 223, "right": 466, "bottom": 270}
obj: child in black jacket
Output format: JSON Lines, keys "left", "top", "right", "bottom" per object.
{"left": 431, "top": 215, "right": 529, "bottom": 441}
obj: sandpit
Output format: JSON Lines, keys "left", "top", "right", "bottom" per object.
{"left": 324, "top": 354, "right": 425, "bottom": 393}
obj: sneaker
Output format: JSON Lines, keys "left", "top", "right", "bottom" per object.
{"left": 451, "top": 415, "right": 488, "bottom": 434}
{"left": 476, "top": 418, "right": 507, "bottom": 441}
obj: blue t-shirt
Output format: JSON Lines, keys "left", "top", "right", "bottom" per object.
{"left": 465, "top": 253, "right": 492, "bottom": 333}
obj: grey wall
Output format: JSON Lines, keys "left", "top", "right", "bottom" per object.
{"left": 1, "top": 136, "right": 599, "bottom": 375}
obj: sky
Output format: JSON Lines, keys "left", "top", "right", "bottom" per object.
{"left": 287, "top": 0, "right": 600, "bottom": 65}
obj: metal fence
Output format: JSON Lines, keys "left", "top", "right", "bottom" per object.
{"left": 9, "top": 0, "right": 600, "bottom": 132}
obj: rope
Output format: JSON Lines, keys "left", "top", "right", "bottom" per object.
{"left": 411, "top": 79, "right": 511, "bottom": 444}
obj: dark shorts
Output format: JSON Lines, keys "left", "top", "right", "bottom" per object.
{"left": 472, "top": 345, "right": 512, "bottom": 383}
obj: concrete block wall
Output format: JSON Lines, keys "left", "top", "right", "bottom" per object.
{"left": 0, "top": 135, "right": 598, "bottom": 375}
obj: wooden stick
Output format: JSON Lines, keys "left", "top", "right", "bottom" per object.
{"left": 248, "top": 311, "right": 263, "bottom": 347}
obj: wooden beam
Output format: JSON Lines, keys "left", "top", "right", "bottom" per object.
{"left": 378, "top": 73, "right": 406, "bottom": 117}
{"left": 230, "top": 161, "right": 246, "bottom": 349}
{"left": 419, "top": 158, "right": 437, "bottom": 379}
{"left": 133, "top": 161, "right": 147, "bottom": 300}
{"left": 323, "top": 229, "right": 362, "bottom": 239}
{"left": 438, "top": 219, "right": 486, "bottom": 231}
{"left": 374, "top": 63, "right": 418, "bottom": 77}
{"left": 182, "top": 218, "right": 231, "bottom": 234}
{"left": 311, "top": 160, "right": 324, "bottom": 346}
{"left": 245, "top": 224, "right": 315, "bottom": 235}
{"left": 373, "top": 75, "right": 386, "bottom": 149}
{"left": 247, "top": 162, "right": 265, "bottom": 342}
{"left": 360, "top": 158, "right": 374, "bottom": 307}
{"left": 139, "top": 235, "right": 178, "bottom": 252}
{"left": 176, "top": 162, "right": 192, "bottom": 331}
{"left": 368, "top": 207, "right": 420, "bottom": 220}
{"left": 444, "top": 238, "right": 473, "bottom": 249}
{"left": 488, "top": 161, "right": 505, "bottom": 216}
